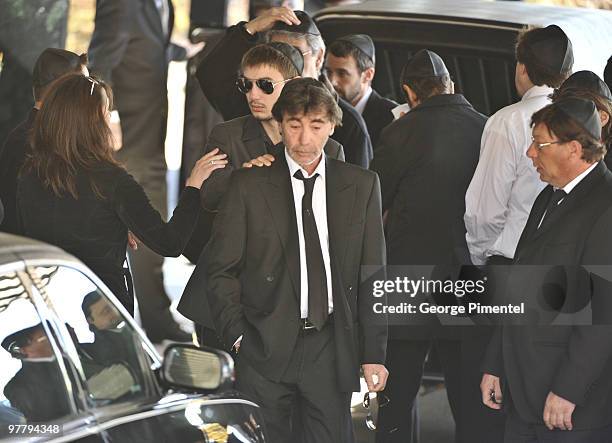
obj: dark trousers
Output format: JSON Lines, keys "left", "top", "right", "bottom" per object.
{"left": 377, "top": 331, "right": 505, "bottom": 443}
{"left": 118, "top": 99, "right": 177, "bottom": 340}
{"left": 236, "top": 324, "right": 354, "bottom": 443}
{"left": 505, "top": 408, "right": 612, "bottom": 443}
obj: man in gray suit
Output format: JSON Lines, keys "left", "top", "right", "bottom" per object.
{"left": 178, "top": 42, "right": 344, "bottom": 347}
{"left": 88, "top": 0, "right": 191, "bottom": 342}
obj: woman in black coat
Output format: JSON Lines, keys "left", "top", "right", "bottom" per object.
{"left": 17, "top": 74, "right": 227, "bottom": 314}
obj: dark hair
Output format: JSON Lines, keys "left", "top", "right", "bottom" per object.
{"left": 516, "top": 28, "right": 572, "bottom": 88}
{"left": 23, "top": 73, "right": 121, "bottom": 199}
{"left": 551, "top": 88, "right": 612, "bottom": 151}
{"left": 241, "top": 44, "right": 300, "bottom": 79}
{"left": 272, "top": 78, "right": 343, "bottom": 125}
{"left": 328, "top": 39, "right": 374, "bottom": 72}
{"left": 34, "top": 52, "right": 88, "bottom": 101}
{"left": 401, "top": 74, "right": 452, "bottom": 102}
{"left": 81, "top": 291, "right": 102, "bottom": 319}
{"left": 605, "top": 55, "right": 612, "bottom": 91}
{"left": 531, "top": 103, "right": 606, "bottom": 163}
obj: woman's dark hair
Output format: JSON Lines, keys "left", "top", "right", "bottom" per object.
{"left": 23, "top": 73, "right": 121, "bottom": 199}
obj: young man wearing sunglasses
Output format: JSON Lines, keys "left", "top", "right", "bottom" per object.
{"left": 178, "top": 42, "right": 344, "bottom": 348}
{"left": 195, "top": 7, "right": 373, "bottom": 169}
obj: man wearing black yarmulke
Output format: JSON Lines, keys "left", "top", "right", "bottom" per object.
{"left": 178, "top": 42, "right": 344, "bottom": 347}
{"left": 465, "top": 25, "right": 574, "bottom": 266}
{"left": 0, "top": 48, "right": 88, "bottom": 235}
{"left": 325, "top": 34, "right": 397, "bottom": 149}
{"left": 370, "top": 49, "right": 501, "bottom": 443}
{"left": 196, "top": 7, "right": 374, "bottom": 168}
{"left": 482, "top": 98, "right": 612, "bottom": 440}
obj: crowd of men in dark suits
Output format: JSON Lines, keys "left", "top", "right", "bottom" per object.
{"left": 174, "top": 7, "right": 612, "bottom": 442}
{"left": 3, "top": 3, "right": 612, "bottom": 443}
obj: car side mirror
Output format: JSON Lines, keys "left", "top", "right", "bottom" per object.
{"left": 161, "top": 344, "right": 234, "bottom": 392}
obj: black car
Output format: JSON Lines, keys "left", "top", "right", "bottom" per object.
{"left": 315, "top": 0, "right": 612, "bottom": 116}
{"left": 0, "top": 233, "right": 266, "bottom": 442}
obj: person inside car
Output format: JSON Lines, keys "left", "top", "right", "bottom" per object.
{"left": 2, "top": 323, "right": 71, "bottom": 422}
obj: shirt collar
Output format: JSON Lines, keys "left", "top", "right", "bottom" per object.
{"left": 354, "top": 85, "right": 373, "bottom": 115}
{"left": 521, "top": 84, "right": 554, "bottom": 102}
{"left": 561, "top": 162, "right": 598, "bottom": 194}
{"left": 285, "top": 148, "right": 326, "bottom": 180}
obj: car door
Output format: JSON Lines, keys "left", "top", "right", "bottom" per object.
{"left": 0, "top": 260, "right": 103, "bottom": 442}
{"left": 26, "top": 262, "right": 215, "bottom": 442}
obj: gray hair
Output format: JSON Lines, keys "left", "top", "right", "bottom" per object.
{"left": 264, "top": 30, "right": 326, "bottom": 56}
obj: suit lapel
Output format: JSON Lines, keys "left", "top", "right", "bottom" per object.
{"left": 143, "top": 0, "right": 166, "bottom": 46}
{"left": 326, "top": 159, "right": 356, "bottom": 276}
{"left": 242, "top": 116, "right": 269, "bottom": 160}
{"left": 531, "top": 162, "right": 606, "bottom": 242}
{"left": 361, "top": 90, "right": 378, "bottom": 124}
{"left": 260, "top": 155, "right": 301, "bottom": 300}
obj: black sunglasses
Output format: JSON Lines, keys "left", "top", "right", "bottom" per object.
{"left": 363, "top": 392, "right": 390, "bottom": 431}
{"left": 236, "top": 77, "right": 293, "bottom": 95}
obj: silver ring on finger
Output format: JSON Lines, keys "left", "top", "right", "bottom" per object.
{"left": 211, "top": 160, "right": 215, "bottom": 165}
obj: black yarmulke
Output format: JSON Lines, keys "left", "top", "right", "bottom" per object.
{"left": 268, "top": 42, "right": 304, "bottom": 75}
{"left": 270, "top": 10, "right": 320, "bottom": 36}
{"left": 603, "top": 55, "right": 612, "bottom": 93}
{"left": 556, "top": 98, "right": 601, "bottom": 140}
{"left": 530, "top": 25, "right": 573, "bottom": 74}
{"left": 33, "top": 48, "right": 83, "bottom": 88}
{"left": 336, "top": 34, "right": 375, "bottom": 63}
{"left": 560, "top": 70, "right": 612, "bottom": 101}
{"left": 403, "top": 49, "right": 449, "bottom": 78}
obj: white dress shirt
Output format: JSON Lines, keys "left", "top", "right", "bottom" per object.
{"left": 285, "top": 150, "right": 334, "bottom": 318}
{"left": 354, "top": 85, "right": 373, "bottom": 115}
{"left": 464, "top": 85, "right": 553, "bottom": 264}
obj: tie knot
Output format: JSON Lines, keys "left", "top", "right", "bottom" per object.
{"left": 294, "top": 170, "right": 319, "bottom": 184}
{"left": 551, "top": 189, "right": 567, "bottom": 204}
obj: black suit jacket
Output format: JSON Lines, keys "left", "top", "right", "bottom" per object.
{"left": 371, "top": 94, "right": 485, "bottom": 266}
{"left": 88, "top": 0, "right": 185, "bottom": 110}
{"left": 370, "top": 94, "right": 485, "bottom": 340}
{"left": 0, "top": 108, "right": 35, "bottom": 234}
{"left": 178, "top": 115, "right": 345, "bottom": 325}
{"left": 362, "top": 89, "right": 397, "bottom": 150}
{"left": 205, "top": 154, "right": 387, "bottom": 392}
{"left": 482, "top": 161, "right": 612, "bottom": 429}
{"left": 195, "top": 22, "right": 373, "bottom": 168}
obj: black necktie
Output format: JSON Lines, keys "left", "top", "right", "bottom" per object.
{"left": 539, "top": 189, "right": 567, "bottom": 229}
{"left": 294, "top": 170, "right": 328, "bottom": 329}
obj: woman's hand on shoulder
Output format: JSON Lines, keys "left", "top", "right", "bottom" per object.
{"left": 186, "top": 148, "right": 228, "bottom": 189}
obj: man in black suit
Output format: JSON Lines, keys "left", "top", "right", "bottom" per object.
{"left": 178, "top": 42, "right": 344, "bottom": 347}
{"left": 370, "top": 50, "right": 502, "bottom": 443}
{"left": 325, "top": 34, "right": 397, "bottom": 149}
{"left": 205, "top": 78, "right": 388, "bottom": 442}
{"left": 481, "top": 98, "right": 612, "bottom": 441}
{"left": 196, "top": 7, "right": 373, "bottom": 168}
{"left": 0, "top": 48, "right": 87, "bottom": 234}
{"left": 2, "top": 324, "right": 71, "bottom": 422}
{"left": 88, "top": 0, "right": 193, "bottom": 342}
